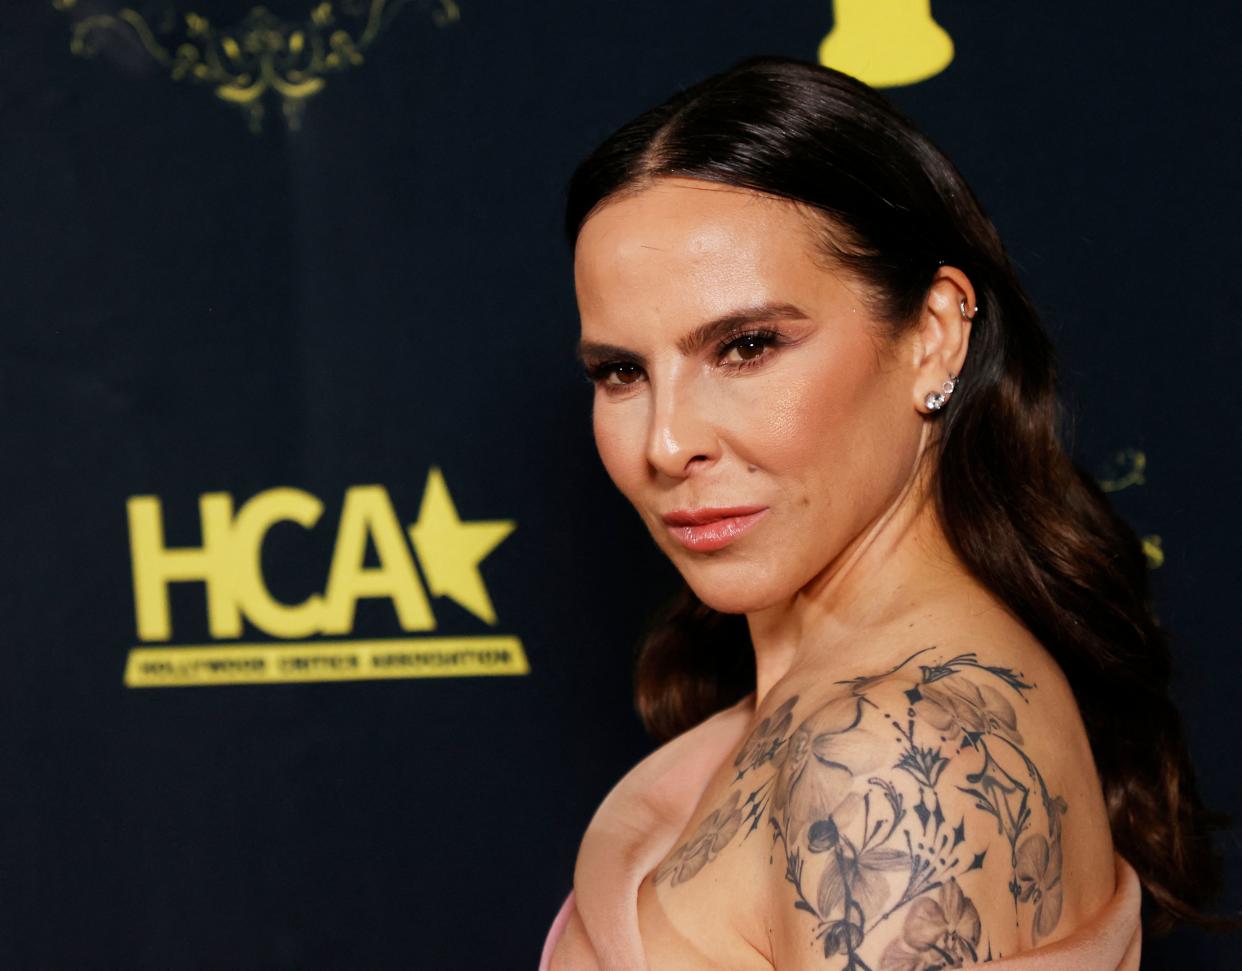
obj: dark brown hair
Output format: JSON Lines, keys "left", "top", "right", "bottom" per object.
{"left": 564, "top": 55, "right": 1225, "bottom": 933}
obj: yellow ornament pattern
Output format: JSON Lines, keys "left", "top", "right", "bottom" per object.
{"left": 53, "top": 0, "right": 460, "bottom": 132}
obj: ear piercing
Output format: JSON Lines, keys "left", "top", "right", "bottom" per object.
{"left": 924, "top": 372, "right": 958, "bottom": 411}
{"left": 924, "top": 298, "right": 973, "bottom": 411}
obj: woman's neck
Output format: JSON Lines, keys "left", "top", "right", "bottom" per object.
{"left": 744, "top": 463, "right": 971, "bottom": 709}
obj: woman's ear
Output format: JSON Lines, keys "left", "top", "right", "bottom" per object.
{"left": 910, "top": 266, "right": 976, "bottom": 413}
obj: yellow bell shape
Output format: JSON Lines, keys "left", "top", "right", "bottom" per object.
{"left": 819, "top": 0, "right": 955, "bottom": 88}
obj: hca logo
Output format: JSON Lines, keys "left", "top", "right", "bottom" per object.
{"left": 123, "top": 468, "right": 527, "bottom": 687}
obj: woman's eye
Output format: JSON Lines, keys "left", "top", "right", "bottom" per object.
{"left": 608, "top": 363, "right": 643, "bottom": 384}
{"left": 721, "top": 332, "right": 778, "bottom": 366}
{"left": 586, "top": 331, "right": 781, "bottom": 388}
{"left": 590, "top": 362, "right": 643, "bottom": 386}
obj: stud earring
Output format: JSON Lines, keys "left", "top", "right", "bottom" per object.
{"left": 924, "top": 371, "right": 958, "bottom": 411}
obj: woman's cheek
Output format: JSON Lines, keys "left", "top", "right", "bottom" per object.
{"left": 742, "top": 371, "right": 833, "bottom": 468}
{"left": 593, "top": 399, "right": 647, "bottom": 498}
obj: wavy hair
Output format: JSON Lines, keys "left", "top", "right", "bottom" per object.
{"left": 564, "top": 55, "right": 1224, "bottom": 933}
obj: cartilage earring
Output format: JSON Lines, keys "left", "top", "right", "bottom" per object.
{"left": 924, "top": 371, "right": 958, "bottom": 411}
{"left": 959, "top": 298, "right": 978, "bottom": 319}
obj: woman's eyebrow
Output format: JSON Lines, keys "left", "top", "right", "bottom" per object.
{"left": 576, "top": 301, "right": 809, "bottom": 365}
{"left": 674, "top": 302, "right": 809, "bottom": 355}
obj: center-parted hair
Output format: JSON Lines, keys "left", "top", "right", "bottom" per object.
{"left": 564, "top": 55, "right": 1224, "bottom": 934}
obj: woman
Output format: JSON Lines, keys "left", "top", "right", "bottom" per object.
{"left": 542, "top": 56, "right": 1220, "bottom": 970}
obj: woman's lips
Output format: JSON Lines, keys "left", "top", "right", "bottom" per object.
{"left": 661, "top": 506, "right": 770, "bottom": 553}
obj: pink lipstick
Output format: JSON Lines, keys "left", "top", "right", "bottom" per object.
{"left": 660, "top": 506, "right": 769, "bottom": 553}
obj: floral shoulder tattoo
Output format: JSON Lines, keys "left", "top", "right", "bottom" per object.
{"left": 652, "top": 649, "right": 1068, "bottom": 969}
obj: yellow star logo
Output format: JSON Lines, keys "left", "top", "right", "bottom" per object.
{"left": 407, "top": 467, "right": 515, "bottom": 625}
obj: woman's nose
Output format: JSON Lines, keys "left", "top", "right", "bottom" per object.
{"left": 644, "top": 377, "right": 718, "bottom": 478}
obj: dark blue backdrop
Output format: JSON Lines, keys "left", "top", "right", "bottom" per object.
{"left": 1, "top": 1, "right": 1238, "bottom": 967}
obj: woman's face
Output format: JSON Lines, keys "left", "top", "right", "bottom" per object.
{"left": 573, "top": 178, "right": 929, "bottom": 615}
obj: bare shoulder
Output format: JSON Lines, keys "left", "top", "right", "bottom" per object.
{"left": 748, "top": 645, "right": 1115, "bottom": 969}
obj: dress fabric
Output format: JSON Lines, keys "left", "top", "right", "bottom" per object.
{"left": 538, "top": 890, "right": 577, "bottom": 971}
{"left": 538, "top": 853, "right": 1142, "bottom": 971}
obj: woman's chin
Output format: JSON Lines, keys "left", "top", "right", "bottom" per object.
{"left": 683, "top": 574, "right": 783, "bottom": 616}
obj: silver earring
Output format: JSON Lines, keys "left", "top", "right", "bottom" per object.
{"left": 959, "top": 298, "right": 978, "bottom": 319}
{"left": 924, "top": 371, "right": 958, "bottom": 411}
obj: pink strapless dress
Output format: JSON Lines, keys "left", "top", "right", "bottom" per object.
{"left": 538, "top": 854, "right": 1142, "bottom": 970}
{"left": 538, "top": 890, "right": 578, "bottom": 970}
